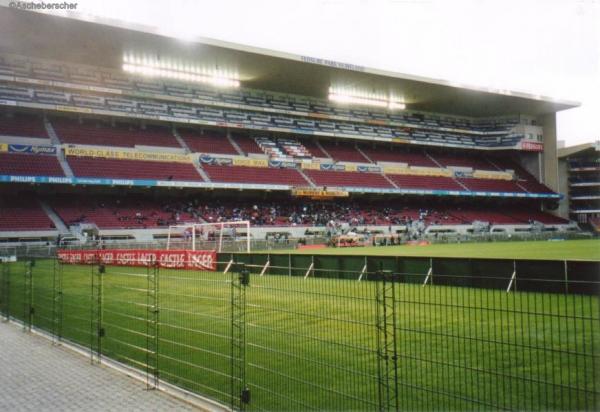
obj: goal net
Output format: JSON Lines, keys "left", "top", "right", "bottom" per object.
{"left": 166, "top": 220, "right": 251, "bottom": 253}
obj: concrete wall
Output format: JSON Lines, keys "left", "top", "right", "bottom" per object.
{"left": 557, "top": 158, "right": 570, "bottom": 219}
{"left": 538, "top": 113, "right": 559, "bottom": 192}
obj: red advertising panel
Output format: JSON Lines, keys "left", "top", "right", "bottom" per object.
{"left": 57, "top": 249, "right": 217, "bottom": 271}
{"left": 520, "top": 140, "right": 544, "bottom": 152}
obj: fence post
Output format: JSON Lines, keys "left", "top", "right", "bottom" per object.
{"left": 23, "top": 260, "right": 34, "bottom": 332}
{"left": 52, "top": 258, "right": 63, "bottom": 343}
{"left": 563, "top": 260, "right": 569, "bottom": 294}
{"left": 376, "top": 269, "right": 399, "bottom": 411}
{"left": 231, "top": 263, "right": 249, "bottom": 411}
{"left": 422, "top": 258, "right": 433, "bottom": 287}
{"left": 1, "top": 261, "right": 9, "bottom": 321}
{"left": 506, "top": 260, "right": 517, "bottom": 293}
{"left": 90, "top": 258, "right": 103, "bottom": 364}
{"left": 146, "top": 259, "right": 159, "bottom": 390}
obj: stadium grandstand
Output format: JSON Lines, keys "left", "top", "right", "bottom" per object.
{"left": 0, "top": 7, "right": 582, "bottom": 246}
{"left": 558, "top": 141, "right": 600, "bottom": 233}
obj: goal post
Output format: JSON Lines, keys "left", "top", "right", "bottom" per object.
{"left": 166, "top": 221, "right": 251, "bottom": 253}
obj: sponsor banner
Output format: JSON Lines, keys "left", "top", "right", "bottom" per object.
{"left": 319, "top": 163, "right": 346, "bottom": 171}
{"left": 300, "top": 162, "right": 322, "bottom": 170}
{"left": 454, "top": 170, "right": 473, "bottom": 178}
{"left": 57, "top": 249, "right": 216, "bottom": 271}
{"left": 292, "top": 188, "right": 349, "bottom": 198}
{"left": 8, "top": 144, "right": 57, "bottom": 155}
{"left": 65, "top": 147, "right": 191, "bottom": 163}
{"left": 519, "top": 139, "right": 544, "bottom": 152}
{"left": 268, "top": 159, "right": 297, "bottom": 169}
{"left": 55, "top": 105, "right": 93, "bottom": 113}
{"left": 0, "top": 143, "right": 7, "bottom": 152}
{"left": 198, "top": 154, "right": 233, "bottom": 165}
{"left": 473, "top": 170, "right": 513, "bottom": 180}
{"left": 383, "top": 166, "right": 452, "bottom": 177}
{"left": 232, "top": 157, "right": 268, "bottom": 168}
{"left": 357, "top": 165, "right": 382, "bottom": 173}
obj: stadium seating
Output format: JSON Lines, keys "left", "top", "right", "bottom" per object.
{"left": 304, "top": 170, "right": 393, "bottom": 189}
{"left": 516, "top": 179, "right": 555, "bottom": 194}
{"left": 67, "top": 157, "right": 203, "bottom": 181}
{"left": 429, "top": 152, "right": 497, "bottom": 170}
{"left": 202, "top": 164, "right": 310, "bottom": 186}
{"left": 319, "top": 141, "right": 370, "bottom": 163}
{"left": 278, "top": 138, "right": 312, "bottom": 159}
{"left": 360, "top": 146, "right": 438, "bottom": 167}
{"left": 38, "top": 197, "right": 567, "bottom": 229}
{"left": 231, "top": 133, "right": 263, "bottom": 155}
{"left": 457, "top": 178, "right": 526, "bottom": 193}
{"left": 0, "top": 113, "right": 48, "bottom": 138}
{"left": 448, "top": 209, "right": 523, "bottom": 225}
{"left": 0, "top": 152, "right": 64, "bottom": 177}
{"left": 502, "top": 208, "right": 569, "bottom": 225}
{"left": 387, "top": 174, "right": 464, "bottom": 191}
{"left": 0, "top": 199, "right": 55, "bottom": 231}
{"left": 300, "top": 139, "right": 329, "bottom": 159}
{"left": 51, "top": 117, "right": 181, "bottom": 148}
{"left": 50, "top": 197, "right": 198, "bottom": 229}
{"left": 177, "top": 127, "right": 238, "bottom": 155}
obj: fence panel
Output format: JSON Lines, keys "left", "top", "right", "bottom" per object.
{"left": 99, "top": 263, "right": 154, "bottom": 373}
{"left": 245, "top": 271, "right": 380, "bottom": 411}
{"left": 394, "top": 274, "right": 600, "bottom": 410}
{"left": 59, "top": 260, "right": 93, "bottom": 348}
{"left": 30, "top": 259, "right": 56, "bottom": 334}
{"left": 157, "top": 263, "right": 235, "bottom": 409}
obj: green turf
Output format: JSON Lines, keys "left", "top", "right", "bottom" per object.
{"left": 263, "top": 239, "right": 600, "bottom": 260}
{"left": 1, "top": 259, "right": 598, "bottom": 411}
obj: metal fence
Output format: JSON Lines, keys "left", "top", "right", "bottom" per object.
{"left": 0, "top": 257, "right": 598, "bottom": 411}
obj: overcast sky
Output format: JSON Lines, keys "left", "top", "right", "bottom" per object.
{"left": 39, "top": 0, "right": 600, "bottom": 146}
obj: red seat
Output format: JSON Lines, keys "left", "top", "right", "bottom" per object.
{"left": 203, "top": 164, "right": 309, "bottom": 186}
{"left": 0, "top": 153, "right": 64, "bottom": 177}
{"left": 320, "top": 141, "right": 370, "bottom": 163}
{"left": 178, "top": 128, "right": 238, "bottom": 155}
{"left": 458, "top": 178, "right": 525, "bottom": 193}
{"left": 231, "top": 133, "right": 263, "bottom": 155}
{"left": 0, "top": 199, "right": 54, "bottom": 231}
{"left": 52, "top": 118, "right": 181, "bottom": 148}
{"left": 362, "top": 147, "right": 437, "bottom": 167}
{"left": 304, "top": 170, "right": 393, "bottom": 189}
{"left": 0, "top": 113, "right": 48, "bottom": 138}
{"left": 387, "top": 174, "right": 463, "bottom": 191}
{"left": 67, "top": 156, "right": 203, "bottom": 181}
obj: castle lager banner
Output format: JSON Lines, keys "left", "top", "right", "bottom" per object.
{"left": 57, "top": 249, "right": 217, "bottom": 271}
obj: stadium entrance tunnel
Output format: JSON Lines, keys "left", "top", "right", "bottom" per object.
{"left": 0, "top": 254, "right": 598, "bottom": 411}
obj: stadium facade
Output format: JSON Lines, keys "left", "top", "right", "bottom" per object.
{"left": 0, "top": 7, "right": 583, "bottom": 246}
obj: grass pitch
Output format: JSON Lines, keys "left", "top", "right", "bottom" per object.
{"left": 267, "top": 239, "right": 600, "bottom": 261}
{"left": 3, "top": 259, "right": 599, "bottom": 411}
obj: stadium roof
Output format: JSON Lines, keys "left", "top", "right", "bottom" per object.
{"left": 558, "top": 141, "right": 600, "bottom": 158}
{"left": 0, "top": 6, "right": 580, "bottom": 117}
